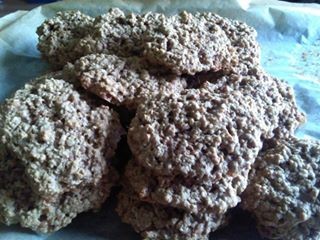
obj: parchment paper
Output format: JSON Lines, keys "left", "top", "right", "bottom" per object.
{"left": 0, "top": 0, "right": 319, "bottom": 239}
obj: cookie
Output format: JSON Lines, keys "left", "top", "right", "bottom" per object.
{"left": 1, "top": 78, "right": 123, "bottom": 195}
{"left": 37, "top": 11, "right": 94, "bottom": 68}
{"left": 141, "top": 11, "right": 237, "bottom": 75}
{"left": 128, "top": 80, "right": 269, "bottom": 179}
{"left": 0, "top": 148, "right": 115, "bottom": 233}
{"left": 75, "top": 10, "right": 260, "bottom": 76}
{"left": 242, "top": 137, "right": 320, "bottom": 240}
{"left": 116, "top": 184, "right": 225, "bottom": 240}
{"left": 65, "top": 53, "right": 186, "bottom": 109}
{"left": 74, "top": 8, "right": 146, "bottom": 59}
{"left": 127, "top": 68, "right": 304, "bottom": 214}
{"left": 199, "top": 68, "right": 305, "bottom": 139}
{"left": 0, "top": 77, "right": 123, "bottom": 232}
{"left": 125, "top": 159, "right": 249, "bottom": 215}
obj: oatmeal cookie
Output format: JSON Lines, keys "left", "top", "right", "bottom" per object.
{"left": 37, "top": 9, "right": 260, "bottom": 75}
{"left": 127, "top": 85, "right": 264, "bottom": 212}
{"left": 75, "top": 10, "right": 259, "bottom": 76}
{"left": 37, "top": 11, "right": 94, "bottom": 68}
{"left": 116, "top": 184, "right": 225, "bottom": 240}
{"left": 65, "top": 53, "right": 186, "bottom": 109}
{"left": 74, "top": 8, "right": 145, "bottom": 58}
{"left": 0, "top": 146, "right": 116, "bottom": 233}
{"left": 142, "top": 11, "right": 237, "bottom": 75}
{"left": 0, "top": 78, "right": 123, "bottom": 196}
{"left": 0, "top": 77, "right": 123, "bottom": 232}
{"left": 127, "top": 69, "right": 304, "bottom": 214}
{"left": 125, "top": 159, "right": 250, "bottom": 215}
{"left": 199, "top": 68, "right": 305, "bottom": 139}
{"left": 129, "top": 81, "right": 267, "bottom": 179}
{"left": 242, "top": 137, "right": 320, "bottom": 240}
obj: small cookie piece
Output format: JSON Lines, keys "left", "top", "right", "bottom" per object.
{"left": 116, "top": 184, "right": 225, "bottom": 240}
{"left": 65, "top": 53, "right": 186, "bottom": 109}
{"left": 242, "top": 137, "right": 320, "bottom": 240}
{"left": 37, "top": 11, "right": 94, "bottom": 68}
{"left": 142, "top": 11, "right": 237, "bottom": 75}
{"left": 1, "top": 78, "right": 123, "bottom": 196}
{"left": 262, "top": 76, "right": 305, "bottom": 138}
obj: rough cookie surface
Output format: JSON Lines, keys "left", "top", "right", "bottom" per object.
{"left": 242, "top": 137, "right": 320, "bottom": 240}
{"left": 127, "top": 84, "right": 265, "bottom": 213}
{"left": 34, "top": 9, "right": 307, "bottom": 239}
{"left": 198, "top": 68, "right": 305, "bottom": 139}
{"left": 0, "top": 78, "right": 123, "bottom": 232}
{"left": 128, "top": 69, "right": 300, "bottom": 180}
{"left": 0, "top": 148, "right": 114, "bottom": 233}
{"left": 1, "top": 78, "right": 123, "bottom": 196}
{"left": 126, "top": 68, "right": 304, "bottom": 215}
{"left": 116, "top": 184, "right": 225, "bottom": 240}
{"left": 73, "top": 8, "right": 145, "bottom": 59}
{"left": 212, "top": 15, "right": 260, "bottom": 74}
{"left": 142, "top": 11, "right": 237, "bottom": 75}
{"left": 37, "top": 11, "right": 94, "bottom": 68}
{"left": 125, "top": 159, "right": 250, "bottom": 215}
{"left": 38, "top": 9, "right": 259, "bottom": 76}
{"left": 65, "top": 53, "right": 186, "bottom": 109}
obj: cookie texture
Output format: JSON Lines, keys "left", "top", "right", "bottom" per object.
{"left": 37, "top": 11, "right": 94, "bottom": 68}
{"left": 128, "top": 68, "right": 303, "bottom": 181}
{"left": 33, "top": 8, "right": 307, "bottom": 240}
{"left": 242, "top": 137, "right": 320, "bottom": 240}
{"left": 125, "top": 67, "right": 304, "bottom": 237}
{"left": 214, "top": 15, "right": 260, "bottom": 74}
{"left": 199, "top": 68, "right": 305, "bottom": 139}
{"left": 74, "top": 8, "right": 145, "bottom": 59}
{"left": 128, "top": 84, "right": 264, "bottom": 178}
{"left": 37, "top": 8, "right": 258, "bottom": 76}
{"left": 125, "top": 158, "right": 251, "bottom": 217}
{"left": 0, "top": 149, "right": 114, "bottom": 233}
{"left": 64, "top": 53, "right": 186, "bottom": 109}
{"left": 126, "top": 85, "right": 264, "bottom": 218}
{"left": 141, "top": 11, "right": 237, "bottom": 75}
{"left": 0, "top": 77, "right": 123, "bottom": 232}
{"left": 116, "top": 184, "right": 225, "bottom": 240}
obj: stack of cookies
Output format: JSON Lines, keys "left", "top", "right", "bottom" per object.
{"left": 0, "top": 73, "right": 123, "bottom": 232}
{"left": 0, "top": 7, "right": 319, "bottom": 240}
